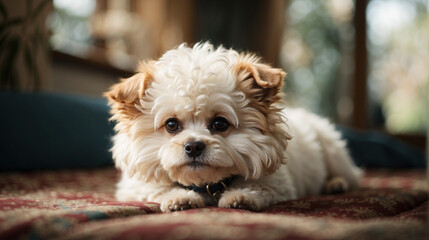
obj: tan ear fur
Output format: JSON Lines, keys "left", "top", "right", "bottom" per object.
{"left": 105, "top": 73, "right": 145, "bottom": 105}
{"left": 104, "top": 61, "right": 155, "bottom": 131}
{"left": 104, "top": 61, "right": 155, "bottom": 104}
{"left": 252, "top": 63, "right": 286, "bottom": 89}
{"left": 234, "top": 54, "right": 286, "bottom": 113}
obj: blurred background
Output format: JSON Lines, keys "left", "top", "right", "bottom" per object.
{"left": 0, "top": 0, "right": 427, "bottom": 150}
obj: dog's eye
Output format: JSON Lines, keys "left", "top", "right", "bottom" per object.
{"left": 165, "top": 118, "right": 181, "bottom": 133}
{"left": 211, "top": 117, "right": 230, "bottom": 132}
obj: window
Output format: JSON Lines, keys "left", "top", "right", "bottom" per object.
{"left": 48, "top": 0, "right": 195, "bottom": 72}
{"left": 367, "top": 0, "right": 428, "bottom": 134}
{"left": 281, "top": 0, "right": 355, "bottom": 123}
{"left": 282, "top": 0, "right": 428, "bottom": 140}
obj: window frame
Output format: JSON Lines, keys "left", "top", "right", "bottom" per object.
{"left": 352, "top": 0, "right": 426, "bottom": 150}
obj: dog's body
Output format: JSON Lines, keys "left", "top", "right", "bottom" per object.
{"left": 106, "top": 43, "right": 362, "bottom": 212}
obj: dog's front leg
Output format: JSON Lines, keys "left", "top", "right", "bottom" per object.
{"left": 218, "top": 187, "right": 265, "bottom": 211}
{"left": 157, "top": 187, "right": 206, "bottom": 212}
{"left": 116, "top": 178, "right": 206, "bottom": 212}
{"left": 218, "top": 175, "right": 297, "bottom": 211}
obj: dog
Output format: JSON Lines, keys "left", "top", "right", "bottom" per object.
{"left": 105, "top": 42, "right": 362, "bottom": 212}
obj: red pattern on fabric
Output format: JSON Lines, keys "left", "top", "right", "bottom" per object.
{"left": 0, "top": 168, "right": 427, "bottom": 239}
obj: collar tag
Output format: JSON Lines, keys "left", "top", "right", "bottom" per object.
{"left": 205, "top": 181, "right": 228, "bottom": 203}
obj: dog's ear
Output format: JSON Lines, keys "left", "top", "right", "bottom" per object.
{"left": 105, "top": 73, "right": 146, "bottom": 105}
{"left": 105, "top": 61, "right": 154, "bottom": 105}
{"left": 104, "top": 61, "right": 155, "bottom": 126}
{"left": 235, "top": 54, "right": 286, "bottom": 110}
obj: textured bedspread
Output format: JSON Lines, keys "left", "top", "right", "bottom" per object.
{"left": 0, "top": 168, "right": 427, "bottom": 240}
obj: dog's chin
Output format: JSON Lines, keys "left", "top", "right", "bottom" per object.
{"left": 167, "top": 161, "right": 237, "bottom": 186}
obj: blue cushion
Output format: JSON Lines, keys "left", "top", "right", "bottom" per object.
{"left": 0, "top": 91, "right": 114, "bottom": 171}
{"left": 338, "top": 126, "right": 426, "bottom": 169}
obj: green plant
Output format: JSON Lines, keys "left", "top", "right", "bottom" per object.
{"left": 0, "top": 0, "right": 50, "bottom": 90}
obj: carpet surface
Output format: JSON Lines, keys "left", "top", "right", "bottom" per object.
{"left": 0, "top": 168, "right": 427, "bottom": 240}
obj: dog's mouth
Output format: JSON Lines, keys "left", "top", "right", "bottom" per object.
{"left": 186, "top": 160, "right": 207, "bottom": 168}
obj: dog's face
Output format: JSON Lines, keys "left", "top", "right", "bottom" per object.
{"left": 105, "top": 43, "right": 290, "bottom": 186}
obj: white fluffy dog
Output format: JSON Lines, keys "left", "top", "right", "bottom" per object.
{"left": 105, "top": 42, "right": 362, "bottom": 212}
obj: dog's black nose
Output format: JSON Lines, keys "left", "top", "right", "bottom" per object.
{"left": 184, "top": 140, "right": 205, "bottom": 158}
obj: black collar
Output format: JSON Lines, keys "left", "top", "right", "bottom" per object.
{"left": 177, "top": 176, "right": 236, "bottom": 201}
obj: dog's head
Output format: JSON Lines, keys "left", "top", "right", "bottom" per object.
{"left": 105, "top": 43, "right": 290, "bottom": 186}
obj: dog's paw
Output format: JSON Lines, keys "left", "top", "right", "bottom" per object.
{"left": 160, "top": 191, "right": 205, "bottom": 213}
{"left": 324, "top": 177, "right": 349, "bottom": 194}
{"left": 218, "top": 190, "right": 262, "bottom": 211}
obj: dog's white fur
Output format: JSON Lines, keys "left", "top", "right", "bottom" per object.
{"left": 105, "top": 43, "right": 362, "bottom": 212}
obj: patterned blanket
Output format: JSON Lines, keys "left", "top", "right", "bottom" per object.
{"left": 0, "top": 168, "right": 427, "bottom": 240}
